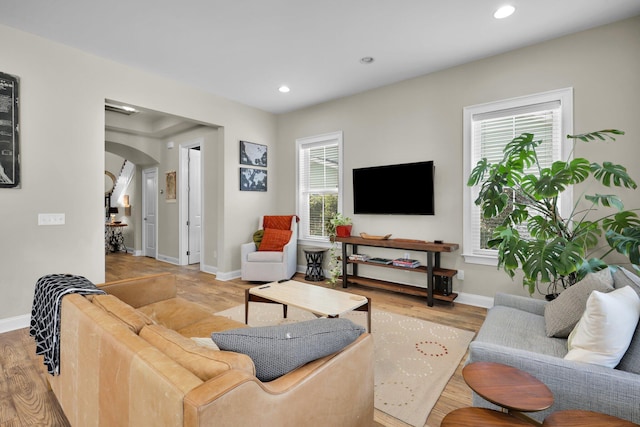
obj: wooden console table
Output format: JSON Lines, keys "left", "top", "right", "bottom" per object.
{"left": 335, "top": 236, "right": 458, "bottom": 306}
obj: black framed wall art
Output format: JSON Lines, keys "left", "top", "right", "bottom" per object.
{"left": 240, "top": 167, "right": 267, "bottom": 192}
{"left": 240, "top": 140, "right": 267, "bottom": 167}
{"left": 0, "top": 71, "right": 20, "bottom": 188}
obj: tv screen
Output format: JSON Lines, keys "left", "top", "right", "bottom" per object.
{"left": 353, "top": 161, "right": 434, "bottom": 215}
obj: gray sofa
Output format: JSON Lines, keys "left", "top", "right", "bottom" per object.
{"left": 468, "top": 268, "right": 640, "bottom": 424}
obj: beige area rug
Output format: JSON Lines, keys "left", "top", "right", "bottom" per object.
{"left": 215, "top": 302, "right": 475, "bottom": 427}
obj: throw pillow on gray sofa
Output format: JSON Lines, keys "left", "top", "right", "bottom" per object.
{"left": 544, "top": 268, "right": 614, "bottom": 338}
{"left": 212, "top": 318, "right": 365, "bottom": 381}
{"left": 614, "top": 267, "right": 640, "bottom": 374}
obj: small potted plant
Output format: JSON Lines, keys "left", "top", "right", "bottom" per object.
{"left": 325, "top": 213, "right": 352, "bottom": 286}
{"left": 328, "top": 213, "right": 353, "bottom": 238}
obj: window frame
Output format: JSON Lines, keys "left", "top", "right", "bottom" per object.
{"left": 296, "top": 131, "right": 343, "bottom": 247}
{"left": 462, "top": 88, "right": 573, "bottom": 265}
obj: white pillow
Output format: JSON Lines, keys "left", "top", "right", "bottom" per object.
{"left": 565, "top": 286, "right": 640, "bottom": 368}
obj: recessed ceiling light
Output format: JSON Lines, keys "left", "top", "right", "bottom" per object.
{"left": 360, "top": 56, "right": 375, "bottom": 64}
{"left": 494, "top": 5, "right": 515, "bottom": 19}
{"left": 278, "top": 85, "right": 290, "bottom": 93}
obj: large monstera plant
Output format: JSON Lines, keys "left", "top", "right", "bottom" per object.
{"left": 467, "top": 129, "right": 640, "bottom": 296}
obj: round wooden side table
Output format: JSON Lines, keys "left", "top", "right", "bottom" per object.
{"left": 543, "top": 410, "right": 639, "bottom": 427}
{"left": 462, "top": 362, "right": 554, "bottom": 423}
{"left": 442, "top": 407, "right": 533, "bottom": 426}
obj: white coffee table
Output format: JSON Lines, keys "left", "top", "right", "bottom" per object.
{"left": 245, "top": 280, "right": 371, "bottom": 331}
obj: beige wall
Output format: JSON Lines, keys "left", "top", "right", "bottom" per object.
{"left": 2, "top": 16, "right": 638, "bottom": 325}
{"left": 276, "top": 16, "right": 640, "bottom": 301}
{"left": 0, "top": 24, "right": 277, "bottom": 322}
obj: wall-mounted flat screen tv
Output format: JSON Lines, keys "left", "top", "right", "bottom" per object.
{"left": 353, "top": 161, "right": 434, "bottom": 215}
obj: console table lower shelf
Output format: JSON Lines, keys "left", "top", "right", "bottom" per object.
{"left": 336, "top": 236, "right": 460, "bottom": 306}
{"left": 342, "top": 274, "right": 458, "bottom": 303}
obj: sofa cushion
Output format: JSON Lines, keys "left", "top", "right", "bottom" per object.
{"left": 92, "top": 294, "right": 155, "bottom": 333}
{"left": 176, "top": 315, "right": 248, "bottom": 337}
{"left": 140, "top": 324, "right": 255, "bottom": 380}
{"left": 137, "top": 298, "right": 215, "bottom": 331}
{"left": 247, "top": 251, "right": 284, "bottom": 263}
{"left": 476, "top": 305, "right": 568, "bottom": 358}
{"left": 613, "top": 267, "right": 640, "bottom": 373}
{"left": 565, "top": 286, "right": 640, "bottom": 368}
{"left": 191, "top": 337, "right": 220, "bottom": 350}
{"left": 544, "top": 268, "right": 614, "bottom": 338}
{"left": 258, "top": 228, "right": 292, "bottom": 252}
{"left": 212, "top": 318, "right": 365, "bottom": 381}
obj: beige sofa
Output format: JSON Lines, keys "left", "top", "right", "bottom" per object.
{"left": 46, "top": 273, "right": 374, "bottom": 426}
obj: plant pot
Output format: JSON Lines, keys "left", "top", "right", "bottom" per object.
{"left": 335, "top": 225, "right": 352, "bottom": 237}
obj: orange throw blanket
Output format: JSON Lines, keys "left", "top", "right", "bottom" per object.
{"left": 262, "top": 215, "right": 299, "bottom": 230}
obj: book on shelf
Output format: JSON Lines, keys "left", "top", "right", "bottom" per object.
{"left": 368, "top": 257, "right": 393, "bottom": 265}
{"left": 348, "top": 254, "right": 371, "bottom": 262}
{"left": 392, "top": 258, "right": 421, "bottom": 268}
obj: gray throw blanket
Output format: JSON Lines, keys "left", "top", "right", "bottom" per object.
{"left": 29, "top": 274, "right": 105, "bottom": 375}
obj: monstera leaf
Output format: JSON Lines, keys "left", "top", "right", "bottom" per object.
{"left": 568, "top": 129, "right": 625, "bottom": 142}
{"left": 522, "top": 239, "right": 584, "bottom": 284}
{"left": 489, "top": 226, "right": 528, "bottom": 277}
{"left": 503, "top": 133, "right": 541, "bottom": 167}
{"left": 567, "top": 158, "right": 592, "bottom": 184}
{"left": 585, "top": 194, "right": 625, "bottom": 211}
{"left": 572, "top": 220, "right": 602, "bottom": 250}
{"left": 531, "top": 167, "right": 572, "bottom": 198}
{"left": 606, "top": 228, "right": 640, "bottom": 265}
{"left": 467, "top": 157, "right": 490, "bottom": 186}
{"left": 602, "top": 211, "right": 640, "bottom": 233}
{"left": 590, "top": 162, "right": 637, "bottom": 189}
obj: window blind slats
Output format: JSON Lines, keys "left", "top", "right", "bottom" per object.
{"left": 297, "top": 134, "right": 341, "bottom": 240}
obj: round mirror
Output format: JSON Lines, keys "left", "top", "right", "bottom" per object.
{"left": 105, "top": 171, "right": 116, "bottom": 195}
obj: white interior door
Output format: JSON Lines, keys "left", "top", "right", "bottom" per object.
{"left": 188, "top": 148, "right": 201, "bottom": 264}
{"left": 142, "top": 168, "right": 157, "bottom": 258}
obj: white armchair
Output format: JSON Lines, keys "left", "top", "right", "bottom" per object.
{"left": 241, "top": 215, "right": 298, "bottom": 282}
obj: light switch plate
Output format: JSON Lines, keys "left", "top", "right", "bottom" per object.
{"left": 38, "top": 213, "right": 65, "bottom": 225}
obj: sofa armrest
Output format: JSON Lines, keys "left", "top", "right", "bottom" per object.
{"left": 184, "top": 334, "right": 374, "bottom": 426}
{"left": 468, "top": 341, "right": 640, "bottom": 423}
{"left": 494, "top": 292, "right": 547, "bottom": 316}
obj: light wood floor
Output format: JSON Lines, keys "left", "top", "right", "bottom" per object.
{"left": 0, "top": 253, "right": 486, "bottom": 427}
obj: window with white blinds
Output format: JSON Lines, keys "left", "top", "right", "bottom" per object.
{"left": 296, "top": 131, "right": 343, "bottom": 242}
{"left": 463, "top": 88, "right": 573, "bottom": 265}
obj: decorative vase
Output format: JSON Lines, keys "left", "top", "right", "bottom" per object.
{"left": 336, "top": 225, "right": 352, "bottom": 237}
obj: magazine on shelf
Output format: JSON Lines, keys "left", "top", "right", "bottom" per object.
{"left": 349, "top": 254, "right": 371, "bottom": 262}
{"left": 368, "top": 257, "right": 393, "bottom": 265}
{"left": 392, "top": 258, "right": 421, "bottom": 268}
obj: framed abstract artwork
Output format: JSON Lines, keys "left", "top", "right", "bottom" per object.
{"left": 165, "top": 170, "right": 176, "bottom": 202}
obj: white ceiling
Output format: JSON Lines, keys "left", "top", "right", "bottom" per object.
{"left": 2, "top": 1, "right": 639, "bottom": 114}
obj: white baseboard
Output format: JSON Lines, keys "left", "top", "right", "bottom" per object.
{"left": 157, "top": 254, "right": 180, "bottom": 265}
{"left": 0, "top": 314, "right": 30, "bottom": 334}
{"left": 130, "top": 249, "right": 144, "bottom": 256}
{"left": 455, "top": 292, "right": 494, "bottom": 308}
{"left": 201, "top": 264, "right": 218, "bottom": 276}
{"left": 215, "top": 270, "right": 240, "bottom": 281}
